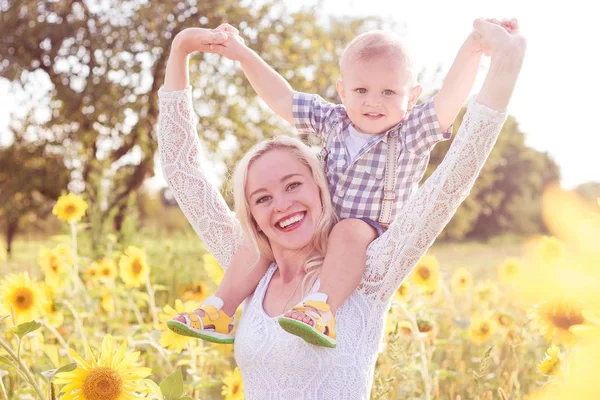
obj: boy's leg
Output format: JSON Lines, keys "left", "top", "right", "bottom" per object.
{"left": 171, "top": 243, "right": 270, "bottom": 335}
{"left": 315, "top": 218, "right": 377, "bottom": 313}
{"left": 215, "top": 245, "right": 271, "bottom": 316}
{"left": 286, "top": 218, "right": 377, "bottom": 322}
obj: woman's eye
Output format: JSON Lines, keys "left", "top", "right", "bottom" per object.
{"left": 383, "top": 89, "right": 395, "bottom": 95}
{"left": 355, "top": 88, "right": 367, "bottom": 94}
{"left": 256, "top": 196, "right": 270, "bottom": 204}
{"left": 287, "top": 182, "right": 301, "bottom": 191}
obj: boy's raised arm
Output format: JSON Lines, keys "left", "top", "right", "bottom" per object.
{"left": 209, "top": 24, "right": 295, "bottom": 125}
{"left": 432, "top": 31, "right": 483, "bottom": 132}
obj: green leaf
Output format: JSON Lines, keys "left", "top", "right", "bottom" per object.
{"left": 142, "top": 378, "right": 163, "bottom": 399}
{"left": 160, "top": 368, "right": 184, "bottom": 400}
{"left": 55, "top": 363, "right": 77, "bottom": 375}
{"left": 10, "top": 320, "right": 42, "bottom": 338}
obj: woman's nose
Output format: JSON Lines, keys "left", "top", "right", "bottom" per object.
{"left": 273, "top": 195, "right": 292, "bottom": 213}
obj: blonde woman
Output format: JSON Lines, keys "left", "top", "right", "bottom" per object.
{"left": 158, "top": 20, "right": 525, "bottom": 399}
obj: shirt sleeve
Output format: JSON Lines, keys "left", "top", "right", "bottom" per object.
{"left": 402, "top": 98, "right": 452, "bottom": 157}
{"left": 157, "top": 86, "right": 243, "bottom": 270}
{"left": 292, "top": 92, "right": 342, "bottom": 139}
{"left": 358, "top": 99, "right": 507, "bottom": 304}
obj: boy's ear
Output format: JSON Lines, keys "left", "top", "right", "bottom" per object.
{"left": 409, "top": 84, "right": 423, "bottom": 109}
{"left": 336, "top": 79, "right": 346, "bottom": 102}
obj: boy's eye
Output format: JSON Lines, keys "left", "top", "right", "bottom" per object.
{"left": 355, "top": 88, "right": 367, "bottom": 94}
{"left": 383, "top": 89, "right": 395, "bottom": 95}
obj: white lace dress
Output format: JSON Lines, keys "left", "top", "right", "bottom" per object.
{"left": 157, "top": 87, "right": 507, "bottom": 399}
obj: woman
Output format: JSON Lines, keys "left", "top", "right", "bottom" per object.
{"left": 157, "top": 21, "right": 525, "bottom": 399}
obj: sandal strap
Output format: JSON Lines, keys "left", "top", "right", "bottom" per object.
{"left": 177, "top": 304, "right": 234, "bottom": 335}
{"left": 291, "top": 300, "right": 336, "bottom": 339}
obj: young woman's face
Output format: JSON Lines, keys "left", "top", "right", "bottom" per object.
{"left": 246, "top": 149, "right": 323, "bottom": 254}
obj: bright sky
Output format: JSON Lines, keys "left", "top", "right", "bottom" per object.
{"left": 0, "top": 0, "right": 597, "bottom": 189}
{"left": 319, "top": 0, "right": 599, "bottom": 189}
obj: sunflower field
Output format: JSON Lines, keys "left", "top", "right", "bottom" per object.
{"left": 1, "top": 184, "right": 599, "bottom": 400}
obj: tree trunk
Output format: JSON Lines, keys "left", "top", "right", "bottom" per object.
{"left": 6, "top": 217, "right": 19, "bottom": 255}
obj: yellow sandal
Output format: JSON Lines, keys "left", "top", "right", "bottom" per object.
{"left": 278, "top": 298, "right": 336, "bottom": 348}
{"left": 167, "top": 296, "right": 235, "bottom": 344}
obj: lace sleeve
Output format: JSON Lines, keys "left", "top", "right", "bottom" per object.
{"left": 360, "top": 100, "right": 508, "bottom": 302}
{"left": 157, "top": 86, "right": 243, "bottom": 269}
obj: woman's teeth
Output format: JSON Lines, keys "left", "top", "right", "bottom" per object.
{"left": 279, "top": 213, "right": 304, "bottom": 228}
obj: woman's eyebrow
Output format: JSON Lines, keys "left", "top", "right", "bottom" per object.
{"left": 248, "top": 173, "right": 303, "bottom": 198}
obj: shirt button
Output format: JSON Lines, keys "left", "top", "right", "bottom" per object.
{"left": 337, "top": 189, "right": 345, "bottom": 197}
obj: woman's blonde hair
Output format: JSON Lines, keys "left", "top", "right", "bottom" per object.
{"left": 231, "top": 136, "right": 338, "bottom": 293}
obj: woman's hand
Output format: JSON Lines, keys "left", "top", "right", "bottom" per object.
{"left": 172, "top": 27, "right": 229, "bottom": 56}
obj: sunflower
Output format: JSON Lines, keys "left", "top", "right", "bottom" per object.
{"left": 468, "top": 316, "right": 495, "bottom": 345}
{"left": 0, "top": 272, "right": 48, "bottom": 325}
{"left": 43, "top": 284, "right": 64, "bottom": 328}
{"left": 54, "top": 243, "right": 74, "bottom": 267}
{"left": 85, "top": 262, "right": 100, "bottom": 285}
{"left": 530, "top": 299, "right": 586, "bottom": 344}
{"left": 96, "top": 258, "right": 118, "bottom": 281}
{"left": 494, "top": 311, "right": 514, "bottom": 329}
{"left": 531, "top": 236, "right": 566, "bottom": 265}
{"left": 451, "top": 267, "right": 472, "bottom": 295}
{"left": 118, "top": 246, "right": 149, "bottom": 288}
{"left": 394, "top": 281, "right": 411, "bottom": 302}
{"left": 52, "top": 193, "right": 88, "bottom": 224}
{"left": 221, "top": 367, "right": 244, "bottom": 400}
{"left": 538, "top": 344, "right": 561, "bottom": 375}
{"left": 38, "top": 248, "right": 70, "bottom": 291}
{"left": 54, "top": 334, "right": 154, "bottom": 399}
{"left": 101, "top": 292, "right": 115, "bottom": 314}
{"left": 159, "top": 299, "right": 196, "bottom": 353}
{"left": 203, "top": 253, "right": 224, "bottom": 285}
{"left": 182, "top": 281, "right": 209, "bottom": 303}
{"left": 474, "top": 280, "right": 499, "bottom": 304}
{"left": 498, "top": 257, "right": 521, "bottom": 284}
{"left": 410, "top": 254, "right": 440, "bottom": 292}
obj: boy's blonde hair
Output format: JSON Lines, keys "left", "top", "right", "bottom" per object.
{"left": 231, "top": 136, "right": 338, "bottom": 294}
{"left": 339, "top": 30, "right": 416, "bottom": 84}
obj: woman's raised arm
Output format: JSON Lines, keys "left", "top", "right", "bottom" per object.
{"left": 360, "top": 20, "right": 526, "bottom": 302}
{"left": 157, "top": 29, "right": 243, "bottom": 269}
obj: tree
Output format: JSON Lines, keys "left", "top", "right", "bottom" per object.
{"left": 0, "top": 139, "right": 70, "bottom": 253}
{"left": 424, "top": 109, "right": 561, "bottom": 240}
{"left": 0, "top": 0, "right": 381, "bottom": 226}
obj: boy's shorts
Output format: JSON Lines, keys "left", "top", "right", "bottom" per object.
{"left": 357, "top": 217, "right": 387, "bottom": 238}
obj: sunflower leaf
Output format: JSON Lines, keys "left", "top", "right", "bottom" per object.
{"left": 160, "top": 368, "right": 184, "bottom": 399}
{"left": 10, "top": 320, "right": 42, "bottom": 338}
{"left": 55, "top": 363, "right": 77, "bottom": 375}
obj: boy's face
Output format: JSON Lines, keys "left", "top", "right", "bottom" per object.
{"left": 336, "top": 56, "right": 421, "bottom": 134}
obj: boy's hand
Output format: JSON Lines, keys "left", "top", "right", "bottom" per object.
{"left": 470, "top": 18, "right": 520, "bottom": 56}
{"left": 473, "top": 18, "right": 525, "bottom": 57}
{"left": 172, "top": 27, "right": 228, "bottom": 55}
{"left": 210, "top": 23, "right": 252, "bottom": 62}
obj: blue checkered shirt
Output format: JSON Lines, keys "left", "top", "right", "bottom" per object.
{"left": 292, "top": 92, "right": 451, "bottom": 221}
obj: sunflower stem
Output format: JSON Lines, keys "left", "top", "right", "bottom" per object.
{"left": 0, "top": 335, "right": 46, "bottom": 399}
{"left": 128, "top": 296, "right": 145, "bottom": 326}
{"left": 61, "top": 300, "right": 90, "bottom": 360}
{"left": 145, "top": 276, "right": 159, "bottom": 329}
{"left": 41, "top": 319, "right": 73, "bottom": 362}
{"left": 397, "top": 302, "right": 432, "bottom": 400}
{"left": 0, "top": 377, "right": 8, "bottom": 400}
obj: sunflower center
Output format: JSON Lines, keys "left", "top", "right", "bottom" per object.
{"left": 13, "top": 288, "right": 34, "bottom": 311}
{"left": 64, "top": 204, "right": 77, "bottom": 216}
{"left": 480, "top": 323, "right": 490, "bottom": 334}
{"left": 232, "top": 383, "right": 240, "bottom": 394}
{"left": 82, "top": 366, "right": 123, "bottom": 400}
{"left": 103, "top": 268, "right": 111, "bottom": 276}
{"left": 131, "top": 259, "right": 142, "bottom": 275}
{"left": 50, "top": 257, "right": 59, "bottom": 272}
{"left": 418, "top": 267, "right": 430, "bottom": 280}
{"left": 550, "top": 310, "right": 584, "bottom": 330}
